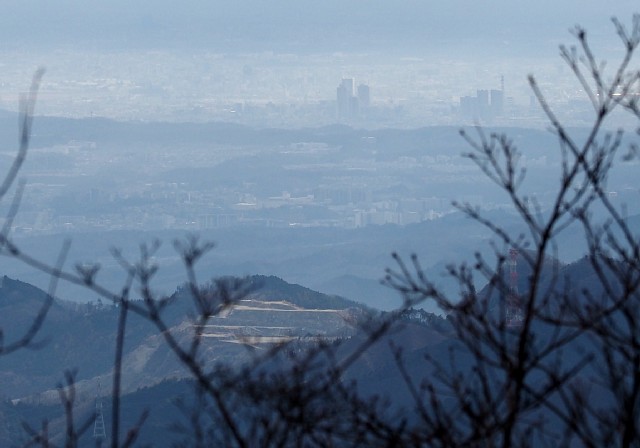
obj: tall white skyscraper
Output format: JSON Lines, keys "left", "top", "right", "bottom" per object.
{"left": 337, "top": 78, "right": 370, "bottom": 121}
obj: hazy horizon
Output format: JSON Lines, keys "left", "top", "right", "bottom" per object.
{"left": 0, "top": 2, "right": 637, "bottom": 126}
{"left": 0, "top": 2, "right": 637, "bottom": 306}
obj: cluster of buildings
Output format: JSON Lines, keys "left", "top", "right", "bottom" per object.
{"left": 10, "top": 186, "right": 452, "bottom": 234}
{"left": 335, "top": 75, "right": 513, "bottom": 126}
{"left": 459, "top": 77, "right": 505, "bottom": 123}
{"left": 336, "top": 78, "right": 370, "bottom": 121}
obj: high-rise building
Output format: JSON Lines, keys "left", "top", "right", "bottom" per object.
{"left": 477, "top": 89, "right": 490, "bottom": 120}
{"left": 341, "top": 78, "right": 354, "bottom": 96}
{"left": 460, "top": 80, "right": 505, "bottom": 122}
{"left": 357, "top": 84, "right": 370, "bottom": 109}
{"left": 336, "top": 79, "right": 370, "bottom": 121}
{"left": 337, "top": 79, "right": 354, "bottom": 120}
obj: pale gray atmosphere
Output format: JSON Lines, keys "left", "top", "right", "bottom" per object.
{"left": 0, "top": 1, "right": 636, "bottom": 125}
{"left": 0, "top": 2, "right": 639, "bottom": 446}
{"left": 0, "top": 2, "right": 637, "bottom": 300}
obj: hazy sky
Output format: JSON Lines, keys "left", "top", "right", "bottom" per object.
{"left": 1, "top": 1, "right": 638, "bottom": 53}
{"left": 0, "top": 2, "right": 638, "bottom": 123}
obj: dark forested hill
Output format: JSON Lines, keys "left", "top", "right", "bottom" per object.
{"left": 0, "top": 252, "right": 628, "bottom": 445}
{"left": 0, "top": 274, "right": 363, "bottom": 401}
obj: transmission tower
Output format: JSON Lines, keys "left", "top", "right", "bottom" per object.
{"left": 506, "top": 248, "right": 523, "bottom": 328}
{"left": 93, "top": 382, "right": 107, "bottom": 445}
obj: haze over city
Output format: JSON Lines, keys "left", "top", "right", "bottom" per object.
{"left": 0, "top": 1, "right": 636, "bottom": 127}
{"left": 0, "top": 2, "right": 639, "bottom": 446}
{"left": 0, "top": 1, "right": 634, "bottom": 300}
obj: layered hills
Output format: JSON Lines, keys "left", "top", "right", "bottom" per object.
{"left": 0, "top": 275, "right": 361, "bottom": 401}
{"left": 0, "top": 252, "right": 628, "bottom": 445}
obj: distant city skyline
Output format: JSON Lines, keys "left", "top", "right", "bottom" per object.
{"left": 336, "top": 78, "right": 370, "bottom": 122}
{"left": 0, "top": 2, "right": 635, "bottom": 129}
{"left": 0, "top": 47, "right": 614, "bottom": 129}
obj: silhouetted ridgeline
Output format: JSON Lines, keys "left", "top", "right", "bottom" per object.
{"left": 0, "top": 251, "right": 626, "bottom": 444}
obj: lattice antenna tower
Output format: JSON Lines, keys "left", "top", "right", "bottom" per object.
{"left": 93, "top": 381, "right": 107, "bottom": 445}
{"left": 506, "top": 248, "right": 523, "bottom": 328}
